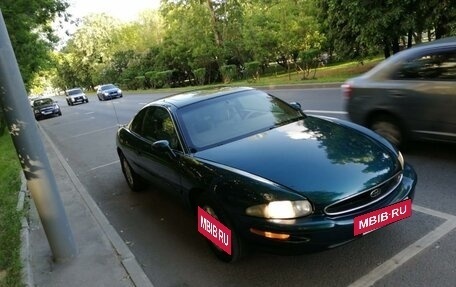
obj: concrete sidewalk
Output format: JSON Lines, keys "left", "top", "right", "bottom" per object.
{"left": 20, "top": 127, "right": 153, "bottom": 287}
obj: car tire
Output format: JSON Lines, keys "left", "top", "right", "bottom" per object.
{"left": 58, "top": 112, "right": 62, "bottom": 116}
{"left": 119, "top": 153, "right": 146, "bottom": 192}
{"left": 98, "top": 95, "right": 102, "bottom": 101}
{"left": 197, "top": 193, "right": 247, "bottom": 263}
{"left": 370, "top": 114, "right": 405, "bottom": 147}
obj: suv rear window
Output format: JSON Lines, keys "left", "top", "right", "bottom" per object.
{"left": 67, "top": 89, "right": 83, "bottom": 95}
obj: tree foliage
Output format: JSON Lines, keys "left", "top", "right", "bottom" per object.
{"left": 48, "top": 0, "right": 456, "bottom": 91}
{"left": 0, "top": 0, "right": 69, "bottom": 91}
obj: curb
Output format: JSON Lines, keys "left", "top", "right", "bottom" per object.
{"left": 18, "top": 172, "right": 34, "bottom": 287}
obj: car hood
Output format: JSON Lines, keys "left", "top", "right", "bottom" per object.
{"left": 195, "top": 117, "right": 401, "bottom": 206}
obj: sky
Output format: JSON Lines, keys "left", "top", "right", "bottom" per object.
{"left": 54, "top": 0, "right": 161, "bottom": 47}
{"left": 67, "top": 0, "right": 161, "bottom": 22}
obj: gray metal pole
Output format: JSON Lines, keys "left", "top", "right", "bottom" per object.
{"left": 0, "top": 10, "right": 77, "bottom": 262}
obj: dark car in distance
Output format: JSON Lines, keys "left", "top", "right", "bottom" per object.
{"left": 344, "top": 37, "right": 456, "bottom": 147}
{"left": 32, "top": 98, "right": 62, "bottom": 120}
{"left": 65, "top": 88, "right": 89, "bottom": 106}
{"left": 97, "top": 84, "right": 123, "bottom": 101}
{"left": 116, "top": 87, "right": 417, "bottom": 262}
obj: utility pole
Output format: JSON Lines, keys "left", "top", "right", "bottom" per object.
{"left": 0, "top": 10, "right": 77, "bottom": 262}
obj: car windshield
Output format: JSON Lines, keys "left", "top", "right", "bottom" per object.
{"left": 178, "top": 90, "right": 304, "bottom": 151}
{"left": 67, "top": 89, "right": 83, "bottom": 95}
{"left": 33, "top": 98, "right": 53, "bottom": 106}
{"left": 101, "top": 84, "right": 116, "bottom": 90}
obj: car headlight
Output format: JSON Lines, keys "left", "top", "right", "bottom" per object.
{"left": 117, "top": 89, "right": 122, "bottom": 94}
{"left": 104, "top": 92, "right": 109, "bottom": 96}
{"left": 34, "top": 109, "right": 40, "bottom": 114}
{"left": 246, "top": 200, "right": 313, "bottom": 219}
{"left": 398, "top": 151, "right": 404, "bottom": 169}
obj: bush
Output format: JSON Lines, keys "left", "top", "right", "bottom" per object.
{"left": 244, "top": 61, "right": 260, "bottom": 82}
{"left": 155, "top": 70, "right": 174, "bottom": 88}
{"left": 145, "top": 71, "right": 157, "bottom": 88}
{"left": 134, "top": 76, "right": 146, "bottom": 90}
{"left": 220, "top": 64, "right": 237, "bottom": 83}
{"left": 193, "top": 68, "right": 206, "bottom": 85}
{"left": 299, "top": 49, "right": 321, "bottom": 79}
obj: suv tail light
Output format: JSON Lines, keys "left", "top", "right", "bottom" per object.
{"left": 341, "top": 83, "right": 353, "bottom": 99}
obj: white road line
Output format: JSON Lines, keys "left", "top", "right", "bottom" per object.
{"left": 348, "top": 205, "right": 456, "bottom": 287}
{"left": 89, "top": 160, "right": 120, "bottom": 171}
{"left": 413, "top": 205, "right": 456, "bottom": 220}
{"left": 68, "top": 125, "right": 118, "bottom": 139}
{"left": 304, "top": 110, "right": 347, "bottom": 115}
{"left": 85, "top": 112, "right": 95, "bottom": 115}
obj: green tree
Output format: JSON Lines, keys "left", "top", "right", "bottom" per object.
{"left": 0, "top": 0, "right": 69, "bottom": 91}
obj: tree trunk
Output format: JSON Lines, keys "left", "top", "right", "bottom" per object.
{"left": 205, "top": 0, "right": 223, "bottom": 47}
{"left": 392, "top": 38, "right": 400, "bottom": 54}
{"left": 407, "top": 31, "right": 413, "bottom": 48}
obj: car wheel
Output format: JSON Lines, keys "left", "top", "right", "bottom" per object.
{"left": 58, "top": 112, "right": 62, "bottom": 116}
{"left": 119, "top": 153, "right": 146, "bottom": 192}
{"left": 370, "top": 115, "right": 404, "bottom": 147}
{"left": 198, "top": 193, "right": 247, "bottom": 263}
{"left": 98, "top": 95, "right": 102, "bottom": 101}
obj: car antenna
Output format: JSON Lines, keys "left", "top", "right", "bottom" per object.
{"left": 111, "top": 100, "right": 122, "bottom": 127}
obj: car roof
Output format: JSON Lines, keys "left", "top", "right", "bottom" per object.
{"left": 150, "top": 86, "right": 255, "bottom": 108}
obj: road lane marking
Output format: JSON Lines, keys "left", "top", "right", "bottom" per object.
{"left": 85, "top": 112, "right": 95, "bottom": 115}
{"left": 303, "top": 110, "right": 347, "bottom": 115}
{"left": 348, "top": 205, "right": 456, "bottom": 287}
{"left": 68, "top": 125, "right": 118, "bottom": 139}
{"left": 89, "top": 160, "right": 120, "bottom": 171}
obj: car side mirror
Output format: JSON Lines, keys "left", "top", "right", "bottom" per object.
{"left": 289, "top": 102, "right": 301, "bottom": 111}
{"left": 152, "top": 140, "right": 177, "bottom": 158}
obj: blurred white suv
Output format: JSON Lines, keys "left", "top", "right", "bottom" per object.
{"left": 65, "top": 88, "right": 89, "bottom": 106}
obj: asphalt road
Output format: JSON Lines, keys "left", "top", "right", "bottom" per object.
{"left": 38, "top": 88, "right": 456, "bottom": 287}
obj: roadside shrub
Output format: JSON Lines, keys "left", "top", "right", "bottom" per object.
{"left": 145, "top": 71, "right": 157, "bottom": 88}
{"left": 244, "top": 61, "right": 260, "bottom": 82}
{"left": 220, "top": 64, "right": 237, "bottom": 83}
{"left": 193, "top": 68, "right": 206, "bottom": 85}
{"left": 299, "top": 49, "right": 321, "bottom": 79}
{"left": 155, "top": 70, "right": 173, "bottom": 88}
{"left": 134, "top": 76, "right": 146, "bottom": 90}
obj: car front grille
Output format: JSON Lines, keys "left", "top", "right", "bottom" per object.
{"left": 324, "top": 172, "right": 403, "bottom": 216}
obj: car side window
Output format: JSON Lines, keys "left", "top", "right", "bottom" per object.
{"left": 395, "top": 50, "right": 456, "bottom": 81}
{"left": 142, "top": 107, "right": 181, "bottom": 151}
{"left": 130, "top": 108, "right": 148, "bottom": 135}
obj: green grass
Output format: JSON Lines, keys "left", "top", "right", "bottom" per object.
{"left": 0, "top": 132, "right": 23, "bottom": 287}
{"left": 109, "top": 57, "right": 382, "bottom": 94}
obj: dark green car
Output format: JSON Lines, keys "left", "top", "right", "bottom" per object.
{"left": 116, "top": 87, "right": 417, "bottom": 262}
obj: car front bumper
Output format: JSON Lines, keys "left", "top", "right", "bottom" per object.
{"left": 235, "top": 163, "right": 417, "bottom": 254}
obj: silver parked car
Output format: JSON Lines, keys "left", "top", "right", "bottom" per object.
{"left": 344, "top": 37, "right": 456, "bottom": 147}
